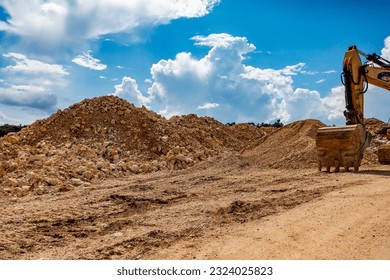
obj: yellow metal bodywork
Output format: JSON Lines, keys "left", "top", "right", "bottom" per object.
{"left": 342, "top": 47, "right": 365, "bottom": 125}
{"left": 316, "top": 46, "right": 390, "bottom": 172}
{"left": 316, "top": 124, "right": 370, "bottom": 172}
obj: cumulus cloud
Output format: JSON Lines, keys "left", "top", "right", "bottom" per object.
{"left": 109, "top": 33, "right": 389, "bottom": 124}
{"left": 321, "top": 86, "right": 345, "bottom": 122}
{"left": 0, "top": 0, "right": 220, "bottom": 48}
{"left": 381, "top": 36, "right": 390, "bottom": 60}
{"left": 109, "top": 76, "right": 153, "bottom": 106}
{"left": 3, "top": 53, "right": 68, "bottom": 76}
{"left": 0, "top": 52, "right": 68, "bottom": 111}
{"left": 109, "top": 33, "right": 339, "bottom": 123}
{"left": 72, "top": 51, "right": 107, "bottom": 71}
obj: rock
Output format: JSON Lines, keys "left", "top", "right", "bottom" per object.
{"left": 6, "top": 135, "right": 19, "bottom": 144}
{"left": 83, "top": 170, "right": 93, "bottom": 181}
{"left": 16, "top": 185, "right": 31, "bottom": 197}
{"left": 8, "top": 161, "right": 19, "bottom": 172}
{"left": 113, "top": 232, "right": 124, "bottom": 237}
{"left": 175, "top": 153, "right": 193, "bottom": 164}
{"left": 70, "top": 178, "right": 83, "bottom": 186}
{"left": 5, "top": 178, "right": 18, "bottom": 188}
{"left": 45, "top": 177, "right": 62, "bottom": 186}
{"left": 130, "top": 164, "right": 139, "bottom": 173}
{"left": 59, "top": 185, "right": 73, "bottom": 192}
{"left": 35, "top": 185, "right": 47, "bottom": 195}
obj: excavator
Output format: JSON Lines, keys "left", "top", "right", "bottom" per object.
{"left": 316, "top": 45, "right": 390, "bottom": 172}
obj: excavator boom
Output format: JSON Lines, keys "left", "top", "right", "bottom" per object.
{"left": 316, "top": 46, "right": 390, "bottom": 172}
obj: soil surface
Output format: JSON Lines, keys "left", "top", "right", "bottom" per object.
{"left": 1, "top": 96, "right": 389, "bottom": 260}
{"left": 1, "top": 156, "right": 389, "bottom": 260}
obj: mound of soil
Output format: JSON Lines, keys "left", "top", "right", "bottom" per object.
{"left": 242, "top": 118, "right": 389, "bottom": 169}
{"left": 0, "top": 96, "right": 268, "bottom": 196}
{"left": 1, "top": 95, "right": 387, "bottom": 197}
{"left": 363, "top": 118, "right": 390, "bottom": 165}
{"left": 364, "top": 118, "right": 389, "bottom": 136}
{"left": 242, "top": 119, "right": 325, "bottom": 169}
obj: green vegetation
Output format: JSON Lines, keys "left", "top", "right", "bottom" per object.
{"left": 0, "top": 124, "right": 27, "bottom": 137}
{"left": 226, "top": 119, "right": 284, "bottom": 128}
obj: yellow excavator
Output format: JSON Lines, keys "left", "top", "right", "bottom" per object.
{"left": 316, "top": 45, "right": 390, "bottom": 172}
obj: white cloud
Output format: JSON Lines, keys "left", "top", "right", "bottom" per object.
{"left": 107, "top": 33, "right": 390, "bottom": 124}
{"left": 381, "top": 36, "right": 390, "bottom": 60}
{"left": 316, "top": 78, "right": 326, "bottom": 84}
{"left": 0, "top": 52, "right": 68, "bottom": 112}
{"left": 112, "top": 33, "right": 342, "bottom": 124}
{"left": 198, "top": 103, "right": 220, "bottom": 110}
{"left": 109, "top": 76, "right": 153, "bottom": 106}
{"left": 321, "top": 86, "right": 345, "bottom": 123}
{"left": 3, "top": 53, "right": 68, "bottom": 76}
{"left": 72, "top": 51, "right": 107, "bottom": 71}
{"left": 301, "top": 70, "right": 318, "bottom": 75}
{"left": 0, "top": 0, "right": 220, "bottom": 48}
{"left": 142, "top": 33, "right": 379, "bottom": 124}
{"left": 0, "top": 86, "right": 57, "bottom": 110}
{"left": 323, "top": 70, "right": 336, "bottom": 74}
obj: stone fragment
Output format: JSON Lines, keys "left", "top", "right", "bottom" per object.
{"left": 130, "top": 164, "right": 139, "bottom": 173}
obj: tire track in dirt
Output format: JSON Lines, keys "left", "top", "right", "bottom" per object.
{"left": 154, "top": 170, "right": 390, "bottom": 260}
{"left": 0, "top": 155, "right": 387, "bottom": 259}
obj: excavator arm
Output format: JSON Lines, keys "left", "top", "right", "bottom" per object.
{"left": 316, "top": 45, "right": 390, "bottom": 172}
{"left": 342, "top": 45, "right": 390, "bottom": 125}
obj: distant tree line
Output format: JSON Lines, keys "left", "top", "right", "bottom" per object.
{"left": 226, "top": 119, "right": 284, "bottom": 128}
{"left": 0, "top": 124, "right": 27, "bottom": 137}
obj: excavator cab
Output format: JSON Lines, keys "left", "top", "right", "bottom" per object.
{"left": 316, "top": 46, "right": 390, "bottom": 172}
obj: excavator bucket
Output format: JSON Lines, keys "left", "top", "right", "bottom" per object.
{"left": 316, "top": 124, "right": 371, "bottom": 172}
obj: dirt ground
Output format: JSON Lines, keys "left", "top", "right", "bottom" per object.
{"left": 1, "top": 96, "right": 389, "bottom": 260}
{"left": 1, "top": 153, "right": 389, "bottom": 260}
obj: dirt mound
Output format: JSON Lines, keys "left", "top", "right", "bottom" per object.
{"left": 0, "top": 96, "right": 268, "bottom": 196}
{"left": 364, "top": 118, "right": 389, "bottom": 135}
{"left": 170, "top": 115, "right": 270, "bottom": 152}
{"left": 363, "top": 118, "right": 390, "bottom": 165}
{"left": 242, "top": 119, "right": 325, "bottom": 169}
{"left": 2, "top": 95, "right": 385, "bottom": 197}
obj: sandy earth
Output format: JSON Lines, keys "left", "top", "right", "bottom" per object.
{"left": 1, "top": 97, "right": 389, "bottom": 260}
{"left": 1, "top": 153, "right": 389, "bottom": 260}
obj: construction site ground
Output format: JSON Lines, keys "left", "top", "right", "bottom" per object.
{"left": 0, "top": 96, "right": 389, "bottom": 260}
{"left": 1, "top": 157, "right": 389, "bottom": 260}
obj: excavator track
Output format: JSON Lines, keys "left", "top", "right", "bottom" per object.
{"left": 316, "top": 124, "right": 371, "bottom": 172}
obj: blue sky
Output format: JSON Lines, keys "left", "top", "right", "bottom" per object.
{"left": 0, "top": 0, "right": 389, "bottom": 125}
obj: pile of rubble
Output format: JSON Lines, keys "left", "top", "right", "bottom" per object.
{"left": 0, "top": 96, "right": 268, "bottom": 196}
{"left": 1, "top": 95, "right": 387, "bottom": 197}
{"left": 242, "top": 119, "right": 325, "bottom": 169}
{"left": 362, "top": 118, "right": 390, "bottom": 164}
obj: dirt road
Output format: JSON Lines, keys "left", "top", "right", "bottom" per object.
{"left": 158, "top": 169, "right": 390, "bottom": 260}
{"left": 1, "top": 154, "right": 389, "bottom": 260}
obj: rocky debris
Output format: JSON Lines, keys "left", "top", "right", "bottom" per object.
{"left": 363, "top": 118, "right": 390, "bottom": 164}
{"left": 1, "top": 95, "right": 387, "bottom": 197}
{"left": 0, "top": 96, "right": 269, "bottom": 196}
